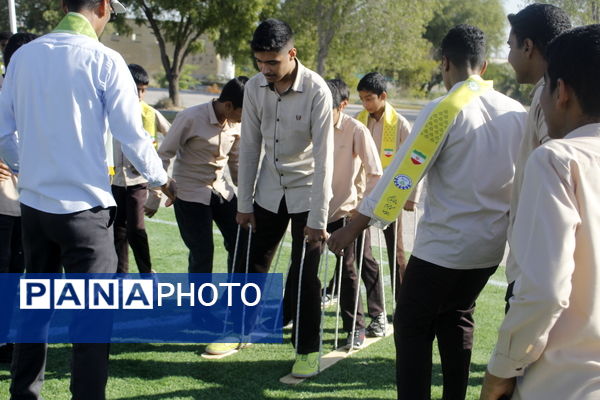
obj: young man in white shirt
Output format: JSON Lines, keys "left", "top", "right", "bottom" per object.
{"left": 0, "top": 1, "right": 173, "bottom": 398}
{"left": 481, "top": 24, "right": 600, "bottom": 400}
{"left": 236, "top": 19, "right": 334, "bottom": 378}
{"left": 328, "top": 25, "right": 526, "bottom": 398}
{"left": 504, "top": 3, "right": 571, "bottom": 312}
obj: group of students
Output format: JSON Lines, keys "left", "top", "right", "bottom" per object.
{"left": 0, "top": 0, "right": 598, "bottom": 399}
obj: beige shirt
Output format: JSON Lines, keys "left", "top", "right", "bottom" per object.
{"left": 355, "top": 105, "right": 417, "bottom": 203}
{"left": 505, "top": 79, "right": 550, "bottom": 283}
{"left": 487, "top": 124, "right": 600, "bottom": 400}
{"left": 238, "top": 60, "right": 334, "bottom": 229}
{"left": 329, "top": 113, "right": 382, "bottom": 222}
{"left": 0, "top": 174, "right": 20, "bottom": 217}
{"left": 112, "top": 107, "right": 171, "bottom": 188}
{"left": 359, "top": 81, "right": 526, "bottom": 269}
{"left": 158, "top": 101, "right": 240, "bottom": 205}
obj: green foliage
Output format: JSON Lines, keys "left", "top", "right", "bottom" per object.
{"left": 424, "top": 0, "right": 506, "bottom": 56}
{"left": 155, "top": 64, "right": 200, "bottom": 90}
{"left": 483, "top": 62, "right": 533, "bottom": 105}
{"left": 533, "top": 0, "right": 600, "bottom": 24}
{"left": 0, "top": 0, "right": 130, "bottom": 35}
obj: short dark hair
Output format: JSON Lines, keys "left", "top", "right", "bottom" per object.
{"left": 508, "top": 4, "right": 571, "bottom": 55}
{"left": 63, "top": 0, "right": 102, "bottom": 12}
{"left": 250, "top": 19, "right": 294, "bottom": 52}
{"left": 128, "top": 64, "right": 149, "bottom": 86}
{"left": 329, "top": 78, "right": 349, "bottom": 101}
{"left": 546, "top": 24, "right": 600, "bottom": 118}
{"left": 327, "top": 80, "right": 342, "bottom": 109}
{"left": 357, "top": 72, "right": 387, "bottom": 96}
{"left": 3, "top": 32, "right": 38, "bottom": 68}
{"left": 0, "top": 32, "right": 12, "bottom": 42}
{"left": 441, "top": 24, "right": 486, "bottom": 69}
{"left": 218, "top": 76, "right": 249, "bottom": 109}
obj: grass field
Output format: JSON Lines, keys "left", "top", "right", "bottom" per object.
{"left": 0, "top": 207, "right": 508, "bottom": 399}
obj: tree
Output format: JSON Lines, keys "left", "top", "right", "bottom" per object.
{"left": 278, "top": 0, "right": 435, "bottom": 87}
{"left": 422, "top": 0, "right": 506, "bottom": 92}
{"left": 533, "top": 0, "right": 600, "bottom": 24}
{"left": 130, "top": 0, "right": 275, "bottom": 107}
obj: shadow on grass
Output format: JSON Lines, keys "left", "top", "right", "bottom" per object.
{"left": 0, "top": 343, "right": 489, "bottom": 400}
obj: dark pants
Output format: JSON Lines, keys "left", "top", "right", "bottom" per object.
{"left": 112, "top": 184, "right": 152, "bottom": 273}
{"left": 504, "top": 281, "right": 515, "bottom": 314}
{"left": 250, "top": 199, "right": 323, "bottom": 354}
{"left": 357, "top": 219, "right": 406, "bottom": 318}
{"left": 394, "top": 256, "right": 496, "bottom": 400}
{"left": 327, "top": 219, "right": 365, "bottom": 332}
{"left": 10, "top": 204, "right": 117, "bottom": 400}
{"left": 0, "top": 214, "right": 24, "bottom": 342}
{"left": 173, "top": 194, "right": 242, "bottom": 273}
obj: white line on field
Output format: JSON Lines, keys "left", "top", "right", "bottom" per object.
{"left": 145, "top": 216, "right": 509, "bottom": 288}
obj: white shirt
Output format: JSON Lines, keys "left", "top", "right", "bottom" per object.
{"left": 488, "top": 124, "right": 600, "bottom": 400}
{"left": 0, "top": 30, "right": 167, "bottom": 214}
{"left": 360, "top": 79, "right": 526, "bottom": 269}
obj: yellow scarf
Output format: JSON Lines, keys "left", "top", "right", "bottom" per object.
{"left": 141, "top": 101, "right": 157, "bottom": 148}
{"left": 357, "top": 102, "right": 398, "bottom": 169}
{"left": 372, "top": 76, "right": 493, "bottom": 226}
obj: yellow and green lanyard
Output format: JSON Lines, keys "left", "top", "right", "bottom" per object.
{"left": 357, "top": 102, "right": 398, "bottom": 169}
{"left": 372, "top": 75, "right": 493, "bottom": 226}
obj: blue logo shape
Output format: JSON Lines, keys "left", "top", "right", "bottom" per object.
{"left": 393, "top": 174, "right": 412, "bottom": 190}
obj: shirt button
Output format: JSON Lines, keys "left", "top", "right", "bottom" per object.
{"left": 278, "top": 98, "right": 282, "bottom": 102}
{"left": 275, "top": 139, "right": 279, "bottom": 143}
{"left": 280, "top": 173, "right": 284, "bottom": 177}
{"left": 276, "top": 118, "right": 280, "bottom": 122}
{"left": 284, "top": 186, "right": 287, "bottom": 189}
{"left": 275, "top": 158, "right": 279, "bottom": 162}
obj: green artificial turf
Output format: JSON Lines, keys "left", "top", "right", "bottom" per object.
{"left": 0, "top": 207, "right": 507, "bottom": 399}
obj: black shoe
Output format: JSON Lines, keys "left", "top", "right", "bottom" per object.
{"left": 0, "top": 343, "right": 14, "bottom": 364}
{"left": 366, "top": 313, "right": 387, "bottom": 337}
{"left": 345, "top": 328, "right": 365, "bottom": 350}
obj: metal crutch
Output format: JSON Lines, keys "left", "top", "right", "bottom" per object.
{"left": 349, "top": 231, "right": 367, "bottom": 351}
{"left": 376, "top": 228, "right": 388, "bottom": 333}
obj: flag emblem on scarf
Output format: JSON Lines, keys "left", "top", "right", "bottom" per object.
{"left": 383, "top": 148, "right": 394, "bottom": 158}
{"left": 411, "top": 150, "right": 427, "bottom": 165}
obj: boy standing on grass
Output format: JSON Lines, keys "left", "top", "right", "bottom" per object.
{"left": 503, "top": 3, "right": 571, "bottom": 311}
{"left": 111, "top": 63, "right": 171, "bottom": 274}
{"left": 235, "top": 19, "right": 333, "bottom": 378}
{"left": 328, "top": 25, "right": 526, "bottom": 399}
{"left": 481, "top": 24, "right": 600, "bottom": 400}
{"left": 354, "top": 72, "right": 414, "bottom": 337}
{"left": 325, "top": 79, "right": 382, "bottom": 349}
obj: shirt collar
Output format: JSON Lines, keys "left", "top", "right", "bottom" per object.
{"left": 208, "top": 100, "right": 222, "bottom": 126}
{"left": 531, "top": 77, "right": 544, "bottom": 98}
{"left": 564, "top": 123, "right": 600, "bottom": 140}
{"left": 334, "top": 112, "right": 347, "bottom": 130}
{"left": 52, "top": 12, "right": 98, "bottom": 41}
{"left": 259, "top": 59, "right": 305, "bottom": 94}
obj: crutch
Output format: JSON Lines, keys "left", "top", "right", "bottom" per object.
{"left": 270, "top": 223, "right": 291, "bottom": 330}
{"left": 220, "top": 225, "right": 243, "bottom": 336}
{"left": 376, "top": 228, "right": 388, "bottom": 333}
{"left": 294, "top": 240, "right": 308, "bottom": 352}
{"left": 317, "top": 245, "right": 330, "bottom": 371}
{"left": 240, "top": 225, "right": 252, "bottom": 343}
{"left": 349, "top": 231, "right": 367, "bottom": 351}
{"left": 391, "top": 219, "right": 398, "bottom": 316}
{"left": 333, "top": 221, "right": 347, "bottom": 349}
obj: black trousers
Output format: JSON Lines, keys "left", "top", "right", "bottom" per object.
{"left": 10, "top": 204, "right": 117, "bottom": 400}
{"left": 112, "top": 184, "right": 152, "bottom": 273}
{"left": 249, "top": 199, "right": 323, "bottom": 354}
{"left": 0, "top": 214, "right": 24, "bottom": 342}
{"left": 394, "top": 256, "right": 496, "bottom": 400}
{"left": 326, "top": 218, "right": 365, "bottom": 331}
{"left": 173, "top": 194, "right": 243, "bottom": 274}
{"left": 357, "top": 220, "right": 406, "bottom": 318}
